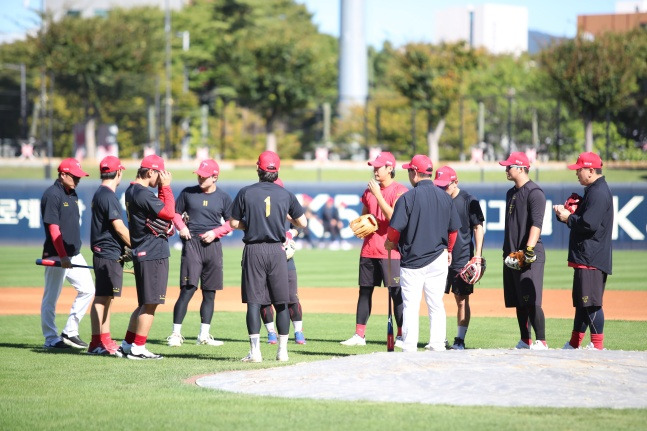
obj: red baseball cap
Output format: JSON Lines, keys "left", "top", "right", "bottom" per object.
{"left": 58, "top": 158, "right": 89, "bottom": 177}
{"left": 567, "top": 152, "right": 603, "bottom": 170}
{"left": 99, "top": 156, "right": 125, "bottom": 173}
{"left": 194, "top": 159, "right": 220, "bottom": 177}
{"left": 402, "top": 155, "right": 433, "bottom": 174}
{"left": 499, "top": 152, "right": 530, "bottom": 168}
{"left": 368, "top": 152, "right": 396, "bottom": 168}
{"left": 257, "top": 151, "right": 280, "bottom": 172}
{"left": 274, "top": 178, "right": 284, "bottom": 187}
{"left": 433, "top": 165, "right": 457, "bottom": 187}
{"left": 140, "top": 155, "right": 165, "bottom": 171}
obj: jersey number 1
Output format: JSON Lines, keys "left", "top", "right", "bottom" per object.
{"left": 264, "top": 196, "right": 271, "bottom": 217}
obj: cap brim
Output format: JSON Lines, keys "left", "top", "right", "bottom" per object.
{"left": 499, "top": 161, "right": 512, "bottom": 166}
{"left": 71, "top": 169, "right": 89, "bottom": 177}
{"left": 402, "top": 163, "right": 412, "bottom": 170}
{"left": 367, "top": 161, "right": 384, "bottom": 167}
{"left": 567, "top": 163, "right": 581, "bottom": 170}
{"left": 433, "top": 179, "right": 451, "bottom": 186}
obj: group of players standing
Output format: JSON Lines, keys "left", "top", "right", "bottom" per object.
{"left": 38, "top": 148, "right": 613, "bottom": 360}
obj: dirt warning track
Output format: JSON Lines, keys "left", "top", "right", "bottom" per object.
{"left": 0, "top": 287, "right": 644, "bottom": 320}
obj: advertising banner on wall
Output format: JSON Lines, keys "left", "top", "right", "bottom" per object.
{"left": 0, "top": 180, "right": 645, "bottom": 250}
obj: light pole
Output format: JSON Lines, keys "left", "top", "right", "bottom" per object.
{"left": 164, "top": 0, "right": 172, "bottom": 158}
{"left": 506, "top": 87, "right": 516, "bottom": 156}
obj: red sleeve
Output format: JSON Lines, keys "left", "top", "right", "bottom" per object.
{"left": 448, "top": 230, "right": 458, "bottom": 253}
{"left": 156, "top": 185, "right": 176, "bottom": 220}
{"left": 47, "top": 224, "right": 67, "bottom": 258}
{"left": 386, "top": 226, "right": 401, "bottom": 243}
{"left": 212, "top": 224, "right": 233, "bottom": 238}
{"left": 172, "top": 213, "right": 186, "bottom": 231}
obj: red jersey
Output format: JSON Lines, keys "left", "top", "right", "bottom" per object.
{"left": 360, "top": 181, "right": 408, "bottom": 259}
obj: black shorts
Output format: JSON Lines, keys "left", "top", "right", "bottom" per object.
{"left": 358, "top": 257, "right": 401, "bottom": 288}
{"left": 445, "top": 267, "right": 473, "bottom": 296}
{"left": 572, "top": 268, "right": 607, "bottom": 307}
{"left": 93, "top": 255, "right": 124, "bottom": 297}
{"left": 180, "top": 237, "right": 223, "bottom": 291}
{"left": 134, "top": 258, "right": 169, "bottom": 306}
{"left": 502, "top": 262, "right": 544, "bottom": 308}
{"left": 241, "top": 243, "right": 289, "bottom": 305}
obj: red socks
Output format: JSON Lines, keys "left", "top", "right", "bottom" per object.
{"left": 133, "top": 334, "right": 148, "bottom": 346}
{"left": 125, "top": 331, "right": 136, "bottom": 344}
{"left": 569, "top": 331, "right": 586, "bottom": 348}
{"left": 355, "top": 324, "right": 366, "bottom": 338}
{"left": 591, "top": 333, "right": 604, "bottom": 350}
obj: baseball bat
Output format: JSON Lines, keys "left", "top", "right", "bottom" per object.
{"left": 35, "top": 258, "right": 94, "bottom": 270}
{"left": 386, "top": 249, "right": 395, "bottom": 352}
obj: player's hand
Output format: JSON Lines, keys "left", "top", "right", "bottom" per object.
{"left": 179, "top": 227, "right": 191, "bottom": 240}
{"left": 553, "top": 204, "right": 570, "bottom": 223}
{"left": 60, "top": 256, "right": 72, "bottom": 269}
{"left": 447, "top": 250, "right": 452, "bottom": 266}
{"left": 200, "top": 230, "right": 216, "bottom": 244}
{"left": 158, "top": 170, "right": 172, "bottom": 187}
{"left": 368, "top": 178, "right": 381, "bottom": 196}
{"left": 384, "top": 239, "right": 396, "bottom": 251}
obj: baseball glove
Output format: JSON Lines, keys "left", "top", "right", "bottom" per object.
{"left": 564, "top": 193, "right": 582, "bottom": 214}
{"left": 284, "top": 239, "right": 297, "bottom": 260}
{"left": 118, "top": 246, "right": 133, "bottom": 263}
{"left": 504, "top": 248, "right": 537, "bottom": 271}
{"left": 458, "top": 256, "right": 486, "bottom": 284}
{"left": 146, "top": 217, "right": 175, "bottom": 238}
{"left": 350, "top": 214, "right": 378, "bottom": 239}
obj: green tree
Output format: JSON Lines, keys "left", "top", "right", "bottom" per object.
{"left": 540, "top": 33, "right": 641, "bottom": 152}
{"left": 390, "top": 41, "right": 479, "bottom": 164}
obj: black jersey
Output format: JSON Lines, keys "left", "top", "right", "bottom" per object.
{"left": 90, "top": 185, "right": 125, "bottom": 260}
{"left": 229, "top": 182, "right": 304, "bottom": 244}
{"left": 125, "top": 183, "right": 170, "bottom": 261}
{"left": 503, "top": 180, "right": 546, "bottom": 260}
{"left": 40, "top": 180, "right": 82, "bottom": 257}
{"left": 566, "top": 176, "right": 613, "bottom": 274}
{"left": 175, "top": 185, "right": 232, "bottom": 236}
{"left": 390, "top": 180, "right": 461, "bottom": 269}
{"left": 450, "top": 189, "right": 485, "bottom": 269}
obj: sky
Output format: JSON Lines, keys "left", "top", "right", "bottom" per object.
{"left": 0, "top": 0, "right": 621, "bottom": 46}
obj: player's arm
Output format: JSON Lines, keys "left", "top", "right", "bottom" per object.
{"left": 111, "top": 218, "right": 131, "bottom": 248}
{"left": 473, "top": 224, "right": 484, "bottom": 258}
{"left": 155, "top": 171, "right": 175, "bottom": 221}
{"left": 229, "top": 218, "right": 246, "bottom": 231}
{"left": 292, "top": 214, "right": 307, "bottom": 229}
{"left": 47, "top": 223, "right": 72, "bottom": 268}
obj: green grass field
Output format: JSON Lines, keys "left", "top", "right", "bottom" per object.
{"left": 1, "top": 246, "right": 646, "bottom": 430}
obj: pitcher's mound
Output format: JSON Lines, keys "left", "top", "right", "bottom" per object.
{"left": 196, "top": 349, "right": 647, "bottom": 408}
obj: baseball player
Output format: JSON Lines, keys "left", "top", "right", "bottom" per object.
{"left": 500, "top": 152, "right": 548, "bottom": 350}
{"left": 433, "top": 165, "right": 484, "bottom": 350}
{"left": 40, "top": 158, "right": 95, "bottom": 349}
{"left": 259, "top": 178, "right": 306, "bottom": 345}
{"left": 88, "top": 156, "right": 130, "bottom": 355}
{"left": 117, "top": 155, "right": 175, "bottom": 360}
{"left": 166, "top": 159, "right": 232, "bottom": 348}
{"left": 229, "top": 151, "right": 307, "bottom": 363}
{"left": 554, "top": 152, "right": 613, "bottom": 350}
{"left": 341, "top": 152, "right": 408, "bottom": 347}
{"left": 384, "top": 155, "right": 461, "bottom": 352}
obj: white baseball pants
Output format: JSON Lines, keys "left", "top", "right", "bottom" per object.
{"left": 399, "top": 250, "right": 448, "bottom": 352}
{"left": 41, "top": 254, "right": 95, "bottom": 345}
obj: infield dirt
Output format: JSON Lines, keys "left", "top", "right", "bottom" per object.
{"left": 0, "top": 286, "right": 645, "bottom": 320}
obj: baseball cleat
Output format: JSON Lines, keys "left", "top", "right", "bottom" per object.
{"left": 562, "top": 341, "right": 580, "bottom": 350}
{"left": 196, "top": 334, "right": 224, "bottom": 346}
{"left": 515, "top": 340, "right": 531, "bottom": 349}
{"left": 294, "top": 331, "right": 306, "bottom": 345}
{"left": 166, "top": 332, "right": 185, "bottom": 347}
{"left": 451, "top": 337, "right": 465, "bottom": 350}
{"left": 584, "top": 342, "right": 607, "bottom": 350}
{"left": 267, "top": 331, "right": 278, "bottom": 344}
{"left": 241, "top": 351, "right": 262, "bottom": 363}
{"left": 87, "top": 342, "right": 118, "bottom": 356}
{"left": 395, "top": 336, "right": 404, "bottom": 349}
{"left": 530, "top": 340, "right": 549, "bottom": 350}
{"left": 127, "top": 344, "right": 163, "bottom": 360}
{"left": 43, "top": 340, "right": 72, "bottom": 349}
{"left": 61, "top": 332, "right": 88, "bottom": 349}
{"left": 276, "top": 349, "right": 289, "bottom": 362}
{"left": 340, "top": 334, "right": 366, "bottom": 346}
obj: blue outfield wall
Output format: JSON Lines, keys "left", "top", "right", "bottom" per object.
{"left": 0, "top": 180, "right": 645, "bottom": 250}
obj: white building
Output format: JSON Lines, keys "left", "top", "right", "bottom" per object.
{"left": 45, "top": 0, "right": 186, "bottom": 20}
{"left": 435, "top": 4, "right": 528, "bottom": 56}
{"left": 615, "top": 0, "right": 647, "bottom": 13}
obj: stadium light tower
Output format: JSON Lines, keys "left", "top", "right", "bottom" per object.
{"left": 338, "top": 0, "right": 368, "bottom": 118}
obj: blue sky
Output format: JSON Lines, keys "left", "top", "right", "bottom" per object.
{"left": 1, "top": 0, "right": 619, "bottom": 46}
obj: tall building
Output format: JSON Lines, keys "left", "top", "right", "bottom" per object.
{"left": 435, "top": 4, "right": 528, "bottom": 55}
{"left": 45, "top": 0, "right": 186, "bottom": 20}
